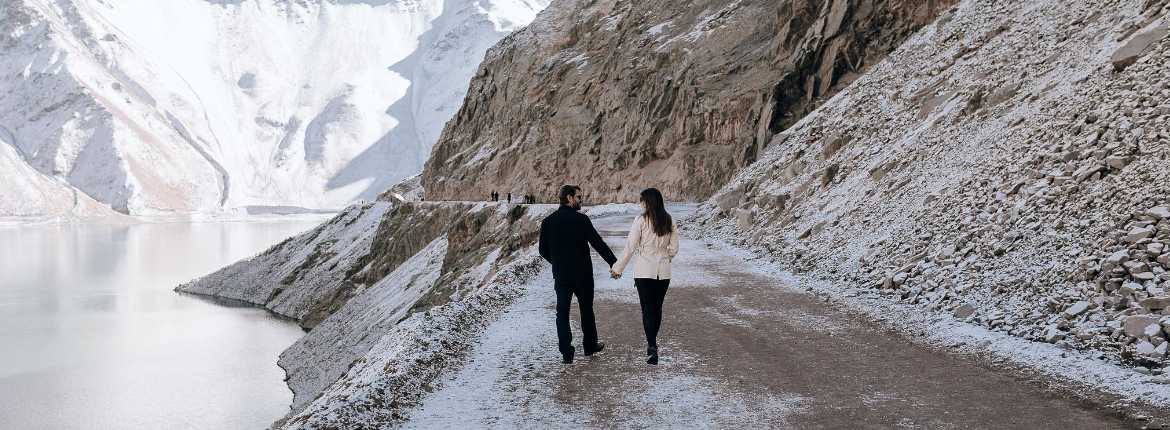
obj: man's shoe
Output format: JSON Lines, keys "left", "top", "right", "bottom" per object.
{"left": 563, "top": 356, "right": 573, "bottom": 364}
{"left": 584, "top": 341, "right": 606, "bottom": 356}
{"left": 646, "top": 347, "right": 659, "bottom": 365}
{"left": 562, "top": 346, "right": 575, "bottom": 364}
{"left": 647, "top": 344, "right": 657, "bottom": 356}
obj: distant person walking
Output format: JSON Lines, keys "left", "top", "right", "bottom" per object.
{"left": 539, "top": 185, "right": 617, "bottom": 364}
{"left": 507, "top": 192, "right": 512, "bottom": 203}
{"left": 610, "top": 188, "right": 679, "bottom": 365}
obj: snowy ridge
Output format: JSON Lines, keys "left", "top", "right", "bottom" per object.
{"left": 0, "top": 0, "right": 548, "bottom": 218}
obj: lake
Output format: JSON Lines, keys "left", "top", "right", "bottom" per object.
{"left": 0, "top": 219, "right": 324, "bottom": 429}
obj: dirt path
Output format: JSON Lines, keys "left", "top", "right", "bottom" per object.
{"left": 405, "top": 210, "right": 1136, "bottom": 429}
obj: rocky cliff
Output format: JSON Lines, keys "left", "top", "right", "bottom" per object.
{"left": 697, "top": 0, "right": 1170, "bottom": 367}
{"left": 421, "top": 0, "right": 957, "bottom": 203}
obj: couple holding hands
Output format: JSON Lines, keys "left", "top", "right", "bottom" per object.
{"left": 538, "top": 185, "right": 679, "bottom": 365}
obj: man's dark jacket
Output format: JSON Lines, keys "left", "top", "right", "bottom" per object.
{"left": 539, "top": 205, "right": 617, "bottom": 280}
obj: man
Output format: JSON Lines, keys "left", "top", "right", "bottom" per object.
{"left": 539, "top": 185, "right": 617, "bottom": 364}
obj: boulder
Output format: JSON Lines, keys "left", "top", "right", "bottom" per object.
{"left": 715, "top": 189, "right": 745, "bottom": 213}
{"left": 1102, "top": 250, "right": 1130, "bottom": 271}
{"left": 1120, "top": 282, "right": 1142, "bottom": 296}
{"left": 1111, "top": 23, "right": 1169, "bottom": 71}
{"left": 1062, "top": 301, "right": 1091, "bottom": 319}
{"left": 1104, "top": 156, "right": 1130, "bottom": 169}
{"left": 1149, "top": 206, "right": 1170, "bottom": 220}
{"left": 737, "top": 209, "right": 755, "bottom": 232}
{"left": 1043, "top": 324, "right": 1065, "bottom": 343}
{"left": 1124, "top": 315, "right": 1162, "bottom": 337}
{"left": 953, "top": 304, "right": 976, "bottom": 319}
{"left": 1136, "top": 341, "right": 1161, "bottom": 358}
{"left": 1125, "top": 226, "right": 1155, "bottom": 243}
{"left": 1145, "top": 323, "right": 1164, "bottom": 339}
{"left": 1142, "top": 297, "right": 1170, "bottom": 311}
{"left": 1124, "top": 260, "right": 1151, "bottom": 274}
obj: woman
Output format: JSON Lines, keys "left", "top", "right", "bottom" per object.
{"left": 610, "top": 188, "right": 679, "bottom": 365}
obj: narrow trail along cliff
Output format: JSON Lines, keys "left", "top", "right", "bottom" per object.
{"left": 403, "top": 207, "right": 1139, "bottom": 429}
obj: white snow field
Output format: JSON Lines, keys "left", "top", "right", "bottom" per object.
{"left": 0, "top": 0, "right": 548, "bottom": 218}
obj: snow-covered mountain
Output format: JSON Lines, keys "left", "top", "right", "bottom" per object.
{"left": 0, "top": 0, "right": 548, "bottom": 218}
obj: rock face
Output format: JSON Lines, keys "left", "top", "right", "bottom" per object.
{"left": 421, "top": 0, "right": 957, "bottom": 203}
{"left": 696, "top": 0, "right": 1170, "bottom": 366}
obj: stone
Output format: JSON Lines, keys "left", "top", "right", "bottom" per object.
{"left": 1062, "top": 301, "right": 1091, "bottom": 319}
{"left": 1145, "top": 323, "right": 1164, "bottom": 338}
{"left": 1149, "top": 243, "right": 1165, "bottom": 256}
{"left": 1103, "top": 250, "right": 1130, "bottom": 271}
{"left": 953, "top": 304, "right": 976, "bottom": 319}
{"left": 1125, "top": 315, "right": 1162, "bottom": 337}
{"left": 1105, "top": 155, "right": 1130, "bottom": 169}
{"left": 1121, "top": 282, "right": 1143, "bottom": 296}
{"left": 1126, "top": 226, "right": 1155, "bottom": 243}
{"left": 1043, "top": 324, "right": 1065, "bottom": 343}
{"left": 1136, "top": 341, "right": 1161, "bottom": 357}
{"left": 1141, "top": 296, "right": 1170, "bottom": 310}
{"left": 715, "top": 189, "right": 745, "bottom": 214}
{"left": 1126, "top": 260, "right": 1152, "bottom": 274}
{"left": 1111, "top": 23, "right": 1169, "bottom": 71}
{"left": 1159, "top": 342, "right": 1169, "bottom": 357}
{"left": 737, "top": 209, "right": 755, "bottom": 232}
{"left": 1149, "top": 206, "right": 1170, "bottom": 220}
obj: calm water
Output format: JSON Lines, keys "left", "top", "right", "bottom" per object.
{"left": 0, "top": 220, "right": 324, "bottom": 429}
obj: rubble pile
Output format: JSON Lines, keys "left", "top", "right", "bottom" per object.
{"left": 698, "top": 0, "right": 1170, "bottom": 366}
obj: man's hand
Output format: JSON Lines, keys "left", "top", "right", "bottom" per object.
{"left": 609, "top": 270, "right": 621, "bottom": 279}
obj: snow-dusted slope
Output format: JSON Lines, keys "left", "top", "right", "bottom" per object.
{"left": 0, "top": 0, "right": 547, "bottom": 217}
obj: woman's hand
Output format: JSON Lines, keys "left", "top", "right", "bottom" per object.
{"left": 610, "top": 270, "right": 621, "bottom": 279}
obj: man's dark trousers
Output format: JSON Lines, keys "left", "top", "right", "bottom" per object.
{"left": 555, "top": 276, "right": 598, "bottom": 360}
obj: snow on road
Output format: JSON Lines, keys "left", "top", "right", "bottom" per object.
{"left": 403, "top": 205, "right": 1139, "bottom": 428}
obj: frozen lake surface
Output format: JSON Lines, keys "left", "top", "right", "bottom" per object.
{"left": 0, "top": 219, "right": 323, "bottom": 429}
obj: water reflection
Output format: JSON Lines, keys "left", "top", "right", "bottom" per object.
{"left": 0, "top": 219, "right": 324, "bottom": 429}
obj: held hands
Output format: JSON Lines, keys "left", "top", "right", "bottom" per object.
{"left": 609, "top": 269, "right": 621, "bottom": 279}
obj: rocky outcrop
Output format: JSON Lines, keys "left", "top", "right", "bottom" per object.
{"left": 178, "top": 193, "right": 553, "bottom": 416}
{"left": 421, "top": 0, "right": 957, "bottom": 204}
{"left": 696, "top": 0, "right": 1170, "bottom": 367}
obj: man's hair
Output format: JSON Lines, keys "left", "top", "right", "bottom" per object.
{"left": 559, "top": 185, "right": 581, "bottom": 205}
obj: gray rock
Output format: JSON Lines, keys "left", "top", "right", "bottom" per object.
{"left": 715, "top": 189, "right": 745, "bottom": 214}
{"left": 1149, "top": 206, "right": 1170, "bottom": 220}
{"left": 1136, "top": 272, "right": 1159, "bottom": 282}
{"left": 953, "top": 304, "right": 976, "bottom": 319}
{"left": 1111, "top": 23, "right": 1169, "bottom": 71}
{"left": 736, "top": 209, "right": 754, "bottom": 232}
{"left": 1136, "top": 341, "right": 1161, "bottom": 358}
{"left": 1148, "top": 243, "right": 1165, "bottom": 256}
{"left": 1043, "top": 324, "right": 1065, "bottom": 343}
{"left": 1142, "top": 297, "right": 1170, "bottom": 310}
{"left": 1125, "top": 260, "right": 1151, "bottom": 274}
{"left": 1125, "top": 226, "right": 1155, "bottom": 243}
{"left": 1105, "top": 155, "right": 1130, "bottom": 169}
{"left": 1145, "top": 323, "right": 1164, "bottom": 339}
{"left": 1121, "top": 282, "right": 1142, "bottom": 296}
{"left": 1125, "top": 315, "right": 1162, "bottom": 337}
{"left": 1062, "top": 301, "right": 1091, "bottom": 319}
{"left": 1103, "top": 250, "right": 1130, "bottom": 271}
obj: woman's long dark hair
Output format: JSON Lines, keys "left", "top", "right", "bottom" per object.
{"left": 640, "top": 188, "right": 673, "bottom": 237}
